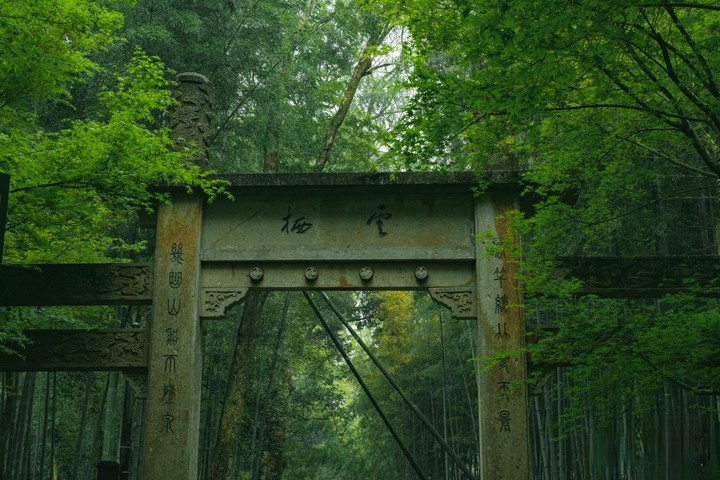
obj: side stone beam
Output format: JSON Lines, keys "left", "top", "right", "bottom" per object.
{"left": 0, "top": 263, "right": 152, "bottom": 306}
{"left": 555, "top": 256, "right": 720, "bottom": 297}
{"left": 0, "top": 329, "right": 147, "bottom": 372}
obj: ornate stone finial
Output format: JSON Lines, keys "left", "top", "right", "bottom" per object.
{"left": 170, "top": 72, "right": 212, "bottom": 170}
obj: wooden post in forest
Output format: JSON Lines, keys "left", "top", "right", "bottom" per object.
{"left": 141, "top": 72, "right": 210, "bottom": 480}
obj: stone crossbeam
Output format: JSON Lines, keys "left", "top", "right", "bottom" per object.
{"left": 0, "top": 263, "right": 152, "bottom": 306}
{"left": 0, "top": 329, "right": 147, "bottom": 372}
{"left": 2, "top": 256, "right": 718, "bottom": 308}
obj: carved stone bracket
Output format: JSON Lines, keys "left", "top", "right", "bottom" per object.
{"left": 200, "top": 288, "right": 249, "bottom": 319}
{"left": 429, "top": 287, "right": 476, "bottom": 319}
{"left": 124, "top": 372, "right": 147, "bottom": 399}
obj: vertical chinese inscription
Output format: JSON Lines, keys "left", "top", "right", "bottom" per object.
{"left": 142, "top": 72, "right": 208, "bottom": 480}
{"left": 474, "top": 192, "right": 529, "bottom": 480}
{"left": 161, "top": 241, "right": 185, "bottom": 433}
{"left": 143, "top": 196, "right": 204, "bottom": 480}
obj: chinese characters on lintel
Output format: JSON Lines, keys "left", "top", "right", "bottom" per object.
{"left": 367, "top": 204, "right": 392, "bottom": 236}
{"left": 281, "top": 207, "right": 312, "bottom": 234}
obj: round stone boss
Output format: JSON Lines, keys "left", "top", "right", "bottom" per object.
{"left": 304, "top": 266, "right": 319, "bottom": 281}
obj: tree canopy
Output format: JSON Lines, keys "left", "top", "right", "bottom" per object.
{"left": 0, "top": 0, "right": 219, "bottom": 263}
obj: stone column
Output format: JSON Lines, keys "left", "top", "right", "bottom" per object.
{"left": 474, "top": 189, "right": 530, "bottom": 479}
{"left": 142, "top": 73, "right": 211, "bottom": 479}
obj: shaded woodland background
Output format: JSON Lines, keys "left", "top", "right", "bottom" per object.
{"left": 1, "top": 1, "right": 720, "bottom": 479}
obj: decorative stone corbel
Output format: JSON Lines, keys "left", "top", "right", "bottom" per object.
{"left": 124, "top": 372, "right": 147, "bottom": 399}
{"left": 200, "top": 288, "right": 249, "bottom": 319}
{"left": 428, "top": 287, "right": 476, "bottom": 319}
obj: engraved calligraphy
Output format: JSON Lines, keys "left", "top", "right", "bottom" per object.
{"left": 495, "top": 322, "right": 510, "bottom": 340}
{"left": 499, "top": 410, "right": 511, "bottom": 432}
{"left": 493, "top": 267, "right": 506, "bottom": 287}
{"left": 162, "top": 412, "right": 175, "bottom": 433}
{"left": 491, "top": 237, "right": 504, "bottom": 259}
{"left": 169, "top": 271, "right": 182, "bottom": 288}
{"left": 164, "top": 355, "right": 177, "bottom": 374}
{"left": 169, "top": 243, "right": 184, "bottom": 264}
{"left": 498, "top": 357, "right": 509, "bottom": 374}
{"left": 168, "top": 298, "right": 180, "bottom": 316}
{"left": 367, "top": 204, "right": 392, "bottom": 236}
{"left": 495, "top": 294, "right": 509, "bottom": 314}
{"left": 166, "top": 328, "right": 179, "bottom": 346}
{"left": 281, "top": 207, "right": 312, "bottom": 234}
{"left": 162, "top": 383, "right": 177, "bottom": 405}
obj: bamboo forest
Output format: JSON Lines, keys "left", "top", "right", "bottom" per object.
{"left": 1, "top": 1, "right": 720, "bottom": 479}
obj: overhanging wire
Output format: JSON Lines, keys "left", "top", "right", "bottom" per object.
{"left": 319, "top": 291, "right": 478, "bottom": 480}
{"left": 302, "top": 291, "right": 429, "bottom": 480}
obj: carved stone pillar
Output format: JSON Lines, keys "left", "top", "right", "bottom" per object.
{"left": 170, "top": 72, "right": 212, "bottom": 169}
{"left": 142, "top": 73, "right": 210, "bottom": 480}
{"left": 474, "top": 189, "right": 529, "bottom": 479}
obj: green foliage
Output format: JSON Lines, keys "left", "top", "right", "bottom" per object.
{"left": 0, "top": 0, "right": 123, "bottom": 104}
{"left": 1, "top": 1, "right": 223, "bottom": 263}
{"left": 116, "top": 0, "right": 401, "bottom": 173}
{"left": 375, "top": 0, "right": 720, "bottom": 446}
{"left": 528, "top": 295, "right": 720, "bottom": 426}
{"left": 381, "top": 1, "right": 720, "bottom": 172}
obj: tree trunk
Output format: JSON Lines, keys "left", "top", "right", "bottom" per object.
{"left": 37, "top": 372, "right": 51, "bottom": 480}
{"left": 102, "top": 371, "right": 120, "bottom": 460}
{"left": 314, "top": 23, "right": 390, "bottom": 172}
{"left": 0, "top": 372, "right": 18, "bottom": 477}
{"left": 210, "top": 290, "right": 269, "bottom": 480}
{"left": 71, "top": 373, "right": 93, "bottom": 480}
{"left": 11, "top": 372, "right": 36, "bottom": 480}
{"left": 118, "top": 379, "right": 134, "bottom": 480}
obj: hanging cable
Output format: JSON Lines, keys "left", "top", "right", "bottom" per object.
{"left": 319, "top": 291, "right": 478, "bottom": 480}
{"left": 302, "top": 291, "right": 429, "bottom": 480}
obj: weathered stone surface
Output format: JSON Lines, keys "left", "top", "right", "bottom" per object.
{"left": 170, "top": 72, "right": 212, "bottom": 169}
{"left": 202, "top": 261, "right": 474, "bottom": 290}
{"left": 474, "top": 190, "right": 530, "bottom": 480}
{"left": 0, "top": 329, "right": 147, "bottom": 372}
{"left": 429, "top": 287, "right": 476, "bottom": 319}
{"left": 143, "top": 195, "right": 204, "bottom": 480}
{"left": 200, "top": 288, "right": 248, "bottom": 319}
{"left": 0, "top": 263, "right": 152, "bottom": 306}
